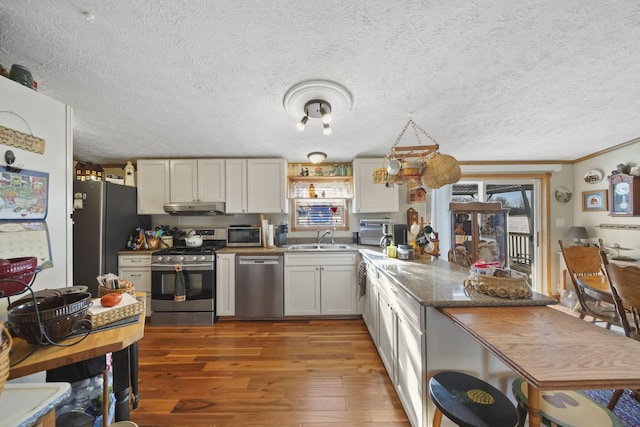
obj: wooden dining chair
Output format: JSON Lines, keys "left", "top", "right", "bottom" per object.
{"left": 447, "top": 247, "right": 472, "bottom": 268}
{"left": 600, "top": 252, "right": 640, "bottom": 409}
{"left": 558, "top": 240, "right": 619, "bottom": 328}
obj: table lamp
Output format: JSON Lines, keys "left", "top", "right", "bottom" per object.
{"left": 566, "top": 226, "right": 589, "bottom": 246}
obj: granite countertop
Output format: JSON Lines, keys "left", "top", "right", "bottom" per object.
{"left": 359, "top": 249, "right": 557, "bottom": 308}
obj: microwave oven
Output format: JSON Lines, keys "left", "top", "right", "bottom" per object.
{"left": 227, "top": 226, "right": 262, "bottom": 247}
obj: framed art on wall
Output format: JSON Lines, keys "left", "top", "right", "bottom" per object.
{"left": 582, "top": 189, "right": 608, "bottom": 212}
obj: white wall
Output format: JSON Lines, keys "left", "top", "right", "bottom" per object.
{"left": 573, "top": 141, "right": 640, "bottom": 258}
{"left": 0, "top": 77, "right": 73, "bottom": 315}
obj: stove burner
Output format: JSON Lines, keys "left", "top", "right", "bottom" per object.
{"left": 154, "top": 246, "right": 215, "bottom": 256}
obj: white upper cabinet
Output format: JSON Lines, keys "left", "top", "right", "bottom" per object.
{"left": 225, "top": 159, "right": 248, "bottom": 213}
{"left": 226, "top": 158, "right": 288, "bottom": 213}
{"left": 137, "top": 159, "right": 170, "bottom": 214}
{"left": 247, "top": 158, "right": 288, "bottom": 213}
{"left": 170, "top": 159, "right": 225, "bottom": 203}
{"left": 352, "top": 158, "right": 399, "bottom": 213}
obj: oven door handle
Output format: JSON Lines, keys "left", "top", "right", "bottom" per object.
{"left": 151, "top": 263, "right": 213, "bottom": 271}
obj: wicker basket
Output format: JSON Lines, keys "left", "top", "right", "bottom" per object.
{"left": 88, "top": 296, "right": 144, "bottom": 328}
{"left": 0, "top": 322, "right": 12, "bottom": 396}
{"left": 421, "top": 152, "right": 462, "bottom": 189}
{"left": 464, "top": 272, "right": 532, "bottom": 299}
{"left": 98, "top": 284, "right": 135, "bottom": 297}
{"left": 372, "top": 167, "right": 388, "bottom": 184}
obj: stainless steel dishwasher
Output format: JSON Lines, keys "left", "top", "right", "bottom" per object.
{"left": 235, "top": 255, "right": 284, "bottom": 319}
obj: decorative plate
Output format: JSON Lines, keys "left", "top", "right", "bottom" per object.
{"left": 583, "top": 169, "right": 603, "bottom": 184}
{"left": 554, "top": 186, "right": 572, "bottom": 203}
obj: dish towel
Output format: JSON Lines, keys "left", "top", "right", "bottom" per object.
{"left": 358, "top": 260, "right": 367, "bottom": 297}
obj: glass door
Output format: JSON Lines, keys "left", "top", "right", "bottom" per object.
{"left": 451, "top": 180, "right": 540, "bottom": 291}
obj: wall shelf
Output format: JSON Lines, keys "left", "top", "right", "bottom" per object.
{"left": 596, "top": 224, "right": 640, "bottom": 231}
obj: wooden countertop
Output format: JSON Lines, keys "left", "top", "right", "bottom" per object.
{"left": 360, "top": 249, "right": 556, "bottom": 308}
{"left": 441, "top": 305, "right": 640, "bottom": 390}
{"left": 440, "top": 305, "right": 640, "bottom": 426}
{"left": 9, "top": 297, "right": 146, "bottom": 379}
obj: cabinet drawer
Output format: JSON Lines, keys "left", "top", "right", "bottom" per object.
{"left": 285, "top": 253, "right": 356, "bottom": 266}
{"left": 119, "top": 255, "right": 152, "bottom": 267}
{"left": 395, "top": 285, "right": 421, "bottom": 328}
{"left": 118, "top": 269, "right": 151, "bottom": 291}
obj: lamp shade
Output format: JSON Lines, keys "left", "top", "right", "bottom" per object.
{"left": 307, "top": 152, "right": 327, "bottom": 164}
{"left": 566, "top": 226, "right": 588, "bottom": 240}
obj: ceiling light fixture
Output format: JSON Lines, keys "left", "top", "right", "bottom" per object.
{"left": 296, "top": 99, "right": 333, "bottom": 135}
{"left": 283, "top": 79, "right": 352, "bottom": 135}
{"left": 296, "top": 115, "right": 309, "bottom": 131}
{"left": 307, "top": 152, "right": 327, "bottom": 164}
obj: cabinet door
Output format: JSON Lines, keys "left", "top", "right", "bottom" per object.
{"left": 365, "top": 276, "right": 379, "bottom": 345}
{"left": 321, "top": 264, "right": 357, "bottom": 315}
{"left": 198, "top": 159, "right": 225, "bottom": 202}
{"left": 284, "top": 265, "right": 321, "bottom": 315}
{"left": 352, "top": 158, "right": 399, "bottom": 213}
{"left": 247, "top": 158, "right": 287, "bottom": 213}
{"left": 396, "top": 308, "right": 424, "bottom": 427}
{"left": 170, "top": 159, "right": 198, "bottom": 202}
{"left": 225, "top": 159, "right": 247, "bottom": 213}
{"left": 216, "top": 253, "right": 235, "bottom": 316}
{"left": 377, "top": 288, "right": 396, "bottom": 380}
{"left": 137, "top": 159, "right": 170, "bottom": 214}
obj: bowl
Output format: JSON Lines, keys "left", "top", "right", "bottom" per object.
{"left": 7, "top": 292, "right": 92, "bottom": 343}
{"left": 0, "top": 257, "right": 37, "bottom": 297}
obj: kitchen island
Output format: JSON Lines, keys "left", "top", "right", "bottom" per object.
{"left": 359, "top": 248, "right": 554, "bottom": 307}
{"left": 359, "top": 249, "right": 640, "bottom": 427}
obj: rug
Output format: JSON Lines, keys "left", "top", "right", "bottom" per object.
{"left": 582, "top": 389, "right": 640, "bottom": 427}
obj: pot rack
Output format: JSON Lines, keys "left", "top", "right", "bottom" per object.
{"left": 386, "top": 118, "right": 440, "bottom": 163}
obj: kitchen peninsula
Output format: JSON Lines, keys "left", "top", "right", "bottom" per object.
{"left": 359, "top": 249, "right": 640, "bottom": 427}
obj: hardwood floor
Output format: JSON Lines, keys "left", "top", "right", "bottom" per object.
{"left": 130, "top": 319, "right": 411, "bottom": 427}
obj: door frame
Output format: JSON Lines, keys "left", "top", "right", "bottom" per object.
{"left": 437, "top": 172, "right": 552, "bottom": 295}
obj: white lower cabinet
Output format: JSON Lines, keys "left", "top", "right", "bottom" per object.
{"left": 284, "top": 253, "right": 357, "bottom": 316}
{"left": 362, "top": 260, "right": 379, "bottom": 345}
{"left": 216, "top": 253, "right": 235, "bottom": 316}
{"left": 118, "top": 254, "right": 152, "bottom": 316}
{"left": 362, "top": 263, "right": 426, "bottom": 427}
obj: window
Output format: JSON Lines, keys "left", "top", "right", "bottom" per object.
{"left": 291, "top": 198, "right": 348, "bottom": 231}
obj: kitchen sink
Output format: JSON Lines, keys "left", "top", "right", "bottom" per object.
{"left": 287, "top": 243, "right": 353, "bottom": 251}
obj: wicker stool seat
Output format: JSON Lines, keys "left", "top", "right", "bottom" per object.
{"left": 512, "top": 377, "right": 622, "bottom": 427}
{"left": 429, "top": 371, "right": 519, "bottom": 427}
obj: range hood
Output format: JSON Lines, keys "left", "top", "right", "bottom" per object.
{"left": 163, "top": 202, "right": 226, "bottom": 215}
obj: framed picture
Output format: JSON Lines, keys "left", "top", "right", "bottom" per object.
{"left": 407, "top": 180, "right": 427, "bottom": 203}
{"left": 582, "top": 189, "right": 608, "bottom": 211}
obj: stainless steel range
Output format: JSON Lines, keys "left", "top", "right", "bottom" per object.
{"left": 150, "top": 228, "right": 226, "bottom": 325}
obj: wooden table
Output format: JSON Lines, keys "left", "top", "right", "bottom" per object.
{"left": 441, "top": 306, "right": 640, "bottom": 427}
{"left": 9, "top": 308, "right": 145, "bottom": 422}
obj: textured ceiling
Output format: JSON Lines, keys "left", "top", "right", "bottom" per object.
{"left": 1, "top": 0, "right": 639, "bottom": 164}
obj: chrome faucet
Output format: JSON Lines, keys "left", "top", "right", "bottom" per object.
{"left": 317, "top": 227, "right": 335, "bottom": 244}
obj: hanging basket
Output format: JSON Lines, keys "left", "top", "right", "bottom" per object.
{"left": 421, "top": 152, "right": 461, "bottom": 189}
{"left": 372, "top": 168, "right": 388, "bottom": 184}
{"left": 400, "top": 164, "right": 422, "bottom": 180}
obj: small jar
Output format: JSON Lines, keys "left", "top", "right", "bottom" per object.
{"left": 397, "top": 244, "right": 414, "bottom": 260}
{"left": 387, "top": 245, "right": 397, "bottom": 258}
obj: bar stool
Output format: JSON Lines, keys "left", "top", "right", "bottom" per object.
{"left": 429, "top": 371, "right": 519, "bottom": 427}
{"left": 512, "top": 378, "right": 623, "bottom": 427}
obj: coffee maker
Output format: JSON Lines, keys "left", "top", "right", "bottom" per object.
{"left": 380, "top": 223, "right": 394, "bottom": 248}
{"left": 275, "top": 222, "right": 289, "bottom": 247}
{"left": 381, "top": 223, "right": 408, "bottom": 247}
{"left": 391, "top": 224, "right": 408, "bottom": 246}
